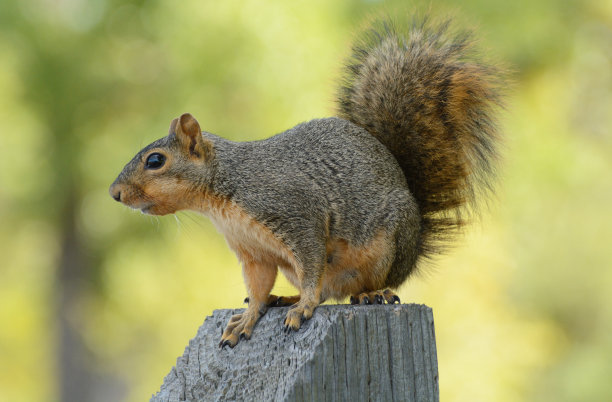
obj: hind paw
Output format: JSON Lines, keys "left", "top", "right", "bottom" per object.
{"left": 350, "top": 289, "right": 400, "bottom": 305}
{"left": 244, "top": 294, "right": 300, "bottom": 307}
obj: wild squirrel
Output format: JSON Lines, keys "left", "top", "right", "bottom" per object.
{"left": 110, "top": 17, "right": 503, "bottom": 348}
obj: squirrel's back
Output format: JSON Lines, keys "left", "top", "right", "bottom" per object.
{"left": 212, "top": 117, "right": 411, "bottom": 245}
{"left": 338, "top": 17, "right": 504, "bottom": 257}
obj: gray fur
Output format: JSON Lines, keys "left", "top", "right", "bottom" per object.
{"left": 206, "top": 117, "right": 420, "bottom": 289}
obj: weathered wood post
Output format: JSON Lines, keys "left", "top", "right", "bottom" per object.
{"left": 152, "top": 304, "right": 439, "bottom": 401}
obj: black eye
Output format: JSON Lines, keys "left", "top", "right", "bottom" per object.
{"left": 145, "top": 153, "right": 166, "bottom": 170}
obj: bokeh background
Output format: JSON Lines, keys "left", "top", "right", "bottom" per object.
{"left": 1, "top": 0, "right": 611, "bottom": 401}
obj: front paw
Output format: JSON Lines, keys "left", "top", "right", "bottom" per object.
{"left": 219, "top": 311, "right": 260, "bottom": 348}
{"left": 283, "top": 302, "right": 315, "bottom": 332}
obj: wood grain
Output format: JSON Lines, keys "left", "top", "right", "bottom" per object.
{"left": 151, "top": 304, "right": 438, "bottom": 402}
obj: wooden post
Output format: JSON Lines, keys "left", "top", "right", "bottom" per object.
{"left": 152, "top": 304, "right": 439, "bottom": 401}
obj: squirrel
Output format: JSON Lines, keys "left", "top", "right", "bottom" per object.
{"left": 109, "top": 16, "right": 504, "bottom": 348}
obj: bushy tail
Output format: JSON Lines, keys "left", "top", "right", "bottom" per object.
{"left": 338, "top": 16, "right": 505, "bottom": 257}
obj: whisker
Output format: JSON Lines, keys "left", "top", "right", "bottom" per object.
{"left": 181, "top": 211, "right": 208, "bottom": 231}
{"left": 174, "top": 212, "right": 198, "bottom": 239}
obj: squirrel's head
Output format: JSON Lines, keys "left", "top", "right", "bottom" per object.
{"left": 109, "top": 113, "right": 214, "bottom": 216}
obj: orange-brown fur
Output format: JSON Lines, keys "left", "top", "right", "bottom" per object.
{"left": 197, "top": 193, "right": 395, "bottom": 303}
{"left": 198, "top": 197, "right": 298, "bottom": 272}
{"left": 321, "top": 231, "right": 393, "bottom": 300}
{"left": 140, "top": 176, "right": 193, "bottom": 215}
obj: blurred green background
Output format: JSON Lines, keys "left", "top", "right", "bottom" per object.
{"left": 1, "top": 0, "right": 611, "bottom": 401}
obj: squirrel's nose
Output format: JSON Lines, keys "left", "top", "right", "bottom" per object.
{"left": 109, "top": 183, "right": 123, "bottom": 202}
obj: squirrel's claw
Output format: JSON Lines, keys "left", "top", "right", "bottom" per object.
{"left": 382, "top": 289, "right": 401, "bottom": 305}
{"left": 283, "top": 302, "right": 315, "bottom": 332}
{"left": 351, "top": 289, "right": 401, "bottom": 306}
{"left": 219, "top": 311, "right": 259, "bottom": 348}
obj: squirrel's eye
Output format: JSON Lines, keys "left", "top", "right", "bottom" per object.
{"left": 145, "top": 153, "right": 166, "bottom": 170}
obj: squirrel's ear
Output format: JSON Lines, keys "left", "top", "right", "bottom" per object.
{"left": 175, "top": 113, "right": 213, "bottom": 159}
{"left": 168, "top": 118, "right": 179, "bottom": 135}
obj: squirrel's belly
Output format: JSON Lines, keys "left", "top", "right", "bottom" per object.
{"left": 200, "top": 194, "right": 395, "bottom": 299}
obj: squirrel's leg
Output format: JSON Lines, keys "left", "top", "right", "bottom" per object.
{"left": 283, "top": 262, "right": 325, "bottom": 332}
{"left": 219, "top": 260, "right": 277, "bottom": 348}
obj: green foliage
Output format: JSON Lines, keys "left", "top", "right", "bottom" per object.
{"left": 0, "top": 0, "right": 611, "bottom": 401}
